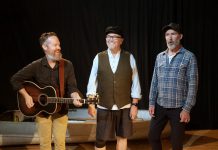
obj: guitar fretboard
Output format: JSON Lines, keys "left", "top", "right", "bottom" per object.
{"left": 48, "top": 97, "right": 86, "bottom": 104}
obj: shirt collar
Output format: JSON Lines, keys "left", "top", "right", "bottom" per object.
{"left": 107, "top": 48, "right": 121, "bottom": 57}
{"left": 162, "top": 46, "right": 185, "bottom": 56}
{"left": 41, "top": 56, "right": 59, "bottom": 69}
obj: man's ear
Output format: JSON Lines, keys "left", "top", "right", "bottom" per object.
{"left": 42, "top": 44, "right": 47, "bottom": 51}
{"left": 179, "top": 34, "right": 183, "bottom": 40}
{"left": 120, "top": 38, "right": 124, "bottom": 44}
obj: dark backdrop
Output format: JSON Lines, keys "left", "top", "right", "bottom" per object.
{"left": 0, "top": 0, "right": 217, "bottom": 129}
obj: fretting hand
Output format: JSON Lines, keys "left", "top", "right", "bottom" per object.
{"left": 71, "top": 92, "right": 83, "bottom": 107}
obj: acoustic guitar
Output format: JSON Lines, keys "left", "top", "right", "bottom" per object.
{"left": 17, "top": 81, "right": 99, "bottom": 117}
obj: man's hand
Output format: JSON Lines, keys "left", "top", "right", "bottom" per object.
{"left": 25, "top": 94, "right": 34, "bottom": 108}
{"left": 180, "top": 110, "right": 190, "bottom": 123}
{"left": 87, "top": 94, "right": 97, "bottom": 117}
{"left": 88, "top": 104, "right": 96, "bottom": 117}
{"left": 130, "top": 105, "right": 138, "bottom": 120}
{"left": 19, "top": 88, "right": 34, "bottom": 108}
{"left": 71, "top": 92, "right": 82, "bottom": 107}
{"left": 149, "top": 106, "right": 155, "bottom": 117}
{"left": 130, "top": 98, "right": 139, "bottom": 120}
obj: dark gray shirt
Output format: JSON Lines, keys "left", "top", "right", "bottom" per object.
{"left": 10, "top": 56, "right": 79, "bottom": 116}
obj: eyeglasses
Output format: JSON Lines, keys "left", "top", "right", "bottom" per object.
{"left": 106, "top": 35, "right": 122, "bottom": 40}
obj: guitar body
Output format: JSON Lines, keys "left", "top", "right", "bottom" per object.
{"left": 17, "top": 81, "right": 59, "bottom": 117}
{"left": 17, "top": 81, "right": 99, "bottom": 117}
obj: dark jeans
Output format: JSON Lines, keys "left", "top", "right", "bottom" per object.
{"left": 148, "top": 104, "right": 186, "bottom": 150}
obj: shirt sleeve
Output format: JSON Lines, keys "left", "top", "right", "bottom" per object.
{"left": 183, "top": 54, "right": 198, "bottom": 112}
{"left": 86, "top": 55, "right": 98, "bottom": 96}
{"left": 149, "top": 57, "right": 158, "bottom": 107}
{"left": 130, "top": 54, "right": 142, "bottom": 99}
{"left": 10, "top": 61, "right": 37, "bottom": 91}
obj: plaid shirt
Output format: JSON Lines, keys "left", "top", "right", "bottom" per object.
{"left": 149, "top": 47, "right": 198, "bottom": 112}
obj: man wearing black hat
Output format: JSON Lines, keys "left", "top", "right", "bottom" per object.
{"left": 148, "top": 23, "right": 199, "bottom": 150}
{"left": 87, "top": 26, "right": 141, "bottom": 150}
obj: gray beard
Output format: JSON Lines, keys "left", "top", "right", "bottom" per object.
{"left": 46, "top": 54, "right": 62, "bottom": 61}
{"left": 167, "top": 41, "right": 180, "bottom": 50}
{"left": 167, "top": 44, "right": 176, "bottom": 50}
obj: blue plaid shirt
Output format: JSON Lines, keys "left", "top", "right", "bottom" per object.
{"left": 149, "top": 47, "right": 198, "bottom": 112}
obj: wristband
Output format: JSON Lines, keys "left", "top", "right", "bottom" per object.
{"left": 131, "top": 102, "right": 138, "bottom": 107}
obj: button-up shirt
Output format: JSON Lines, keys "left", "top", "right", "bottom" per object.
{"left": 149, "top": 47, "right": 198, "bottom": 112}
{"left": 11, "top": 56, "right": 79, "bottom": 97}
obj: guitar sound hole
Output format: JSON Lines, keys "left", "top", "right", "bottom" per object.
{"left": 39, "top": 94, "right": 48, "bottom": 106}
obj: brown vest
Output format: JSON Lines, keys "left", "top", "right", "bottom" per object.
{"left": 97, "top": 50, "right": 132, "bottom": 109}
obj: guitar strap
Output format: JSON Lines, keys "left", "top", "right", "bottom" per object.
{"left": 59, "top": 59, "right": 65, "bottom": 97}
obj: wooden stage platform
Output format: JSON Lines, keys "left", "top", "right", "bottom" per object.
{"left": 1, "top": 109, "right": 217, "bottom": 149}
{"left": 1, "top": 130, "right": 218, "bottom": 150}
{"left": 0, "top": 109, "right": 170, "bottom": 146}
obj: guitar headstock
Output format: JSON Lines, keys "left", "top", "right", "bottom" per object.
{"left": 86, "top": 93, "right": 99, "bottom": 104}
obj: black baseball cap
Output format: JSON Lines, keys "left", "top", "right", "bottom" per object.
{"left": 162, "top": 23, "right": 182, "bottom": 34}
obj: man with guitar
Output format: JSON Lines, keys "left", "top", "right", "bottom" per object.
{"left": 10, "top": 32, "right": 83, "bottom": 150}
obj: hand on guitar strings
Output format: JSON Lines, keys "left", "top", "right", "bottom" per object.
{"left": 25, "top": 94, "right": 35, "bottom": 108}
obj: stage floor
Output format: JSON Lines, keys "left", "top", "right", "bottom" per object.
{"left": 1, "top": 130, "right": 218, "bottom": 150}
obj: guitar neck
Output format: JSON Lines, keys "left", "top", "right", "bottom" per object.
{"left": 48, "top": 97, "right": 86, "bottom": 104}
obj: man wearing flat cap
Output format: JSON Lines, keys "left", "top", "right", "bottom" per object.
{"left": 148, "top": 22, "right": 198, "bottom": 150}
{"left": 87, "top": 26, "right": 141, "bottom": 150}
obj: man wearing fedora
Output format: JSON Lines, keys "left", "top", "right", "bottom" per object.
{"left": 87, "top": 26, "right": 141, "bottom": 150}
{"left": 148, "top": 23, "right": 199, "bottom": 150}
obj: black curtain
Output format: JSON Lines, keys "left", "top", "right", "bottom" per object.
{"left": 0, "top": 0, "right": 217, "bottom": 129}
